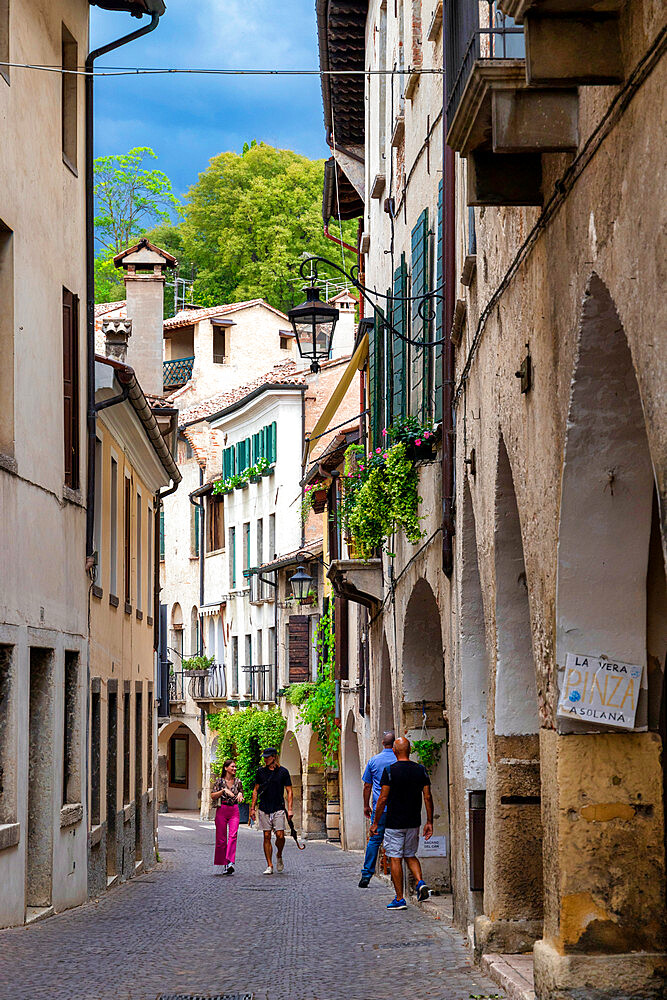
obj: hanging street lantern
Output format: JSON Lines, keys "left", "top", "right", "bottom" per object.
{"left": 288, "top": 564, "right": 314, "bottom": 602}
{"left": 287, "top": 286, "right": 339, "bottom": 372}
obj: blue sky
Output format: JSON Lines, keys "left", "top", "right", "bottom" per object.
{"left": 91, "top": 0, "right": 329, "bottom": 200}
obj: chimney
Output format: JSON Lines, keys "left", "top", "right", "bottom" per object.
{"left": 113, "top": 238, "right": 177, "bottom": 396}
{"left": 103, "top": 318, "right": 132, "bottom": 364}
{"left": 329, "top": 290, "right": 357, "bottom": 358}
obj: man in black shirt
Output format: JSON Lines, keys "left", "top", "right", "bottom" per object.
{"left": 370, "top": 736, "right": 433, "bottom": 909}
{"left": 250, "top": 747, "right": 293, "bottom": 874}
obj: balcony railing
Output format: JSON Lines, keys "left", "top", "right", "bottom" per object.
{"left": 163, "top": 356, "right": 195, "bottom": 389}
{"left": 169, "top": 670, "right": 187, "bottom": 702}
{"left": 446, "top": 0, "right": 524, "bottom": 128}
{"left": 188, "top": 662, "right": 227, "bottom": 702}
{"left": 241, "top": 663, "right": 274, "bottom": 704}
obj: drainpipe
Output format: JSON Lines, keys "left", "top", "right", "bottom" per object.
{"left": 441, "top": 50, "right": 456, "bottom": 577}
{"left": 301, "top": 388, "right": 306, "bottom": 549}
{"left": 323, "top": 223, "right": 358, "bottom": 256}
{"left": 189, "top": 467, "right": 205, "bottom": 653}
{"left": 85, "top": 9, "right": 163, "bottom": 562}
{"left": 156, "top": 478, "right": 179, "bottom": 715}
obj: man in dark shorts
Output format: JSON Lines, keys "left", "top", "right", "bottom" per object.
{"left": 370, "top": 736, "right": 433, "bottom": 909}
{"left": 250, "top": 747, "right": 293, "bottom": 874}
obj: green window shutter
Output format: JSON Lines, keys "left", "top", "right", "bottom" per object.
{"left": 194, "top": 504, "right": 200, "bottom": 557}
{"left": 245, "top": 437, "right": 251, "bottom": 469}
{"left": 231, "top": 528, "right": 236, "bottom": 589}
{"left": 385, "top": 287, "right": 393, "bottom": 428}
{"left": 370, "top": 306, "right": 385, "bottom": 448}
{"left": 434, "top": 181, "right": 444, "bottom": 422}
{"left": 269, "top": 422, "right": 277, "bottom": 464}
{"left": 159, "top": 509, "right": 165, "bottom": 560}
{"left": 410, "top": 209, "right": 429, "bottom": 421}
{"left": 235, "top": 441, "right": 242, "bottom": 472}
{"left": 252, "top": 432, "right": 260, "bottom": 465}
{"left": 392, "top": 255, "right": 408, "bottom": 421}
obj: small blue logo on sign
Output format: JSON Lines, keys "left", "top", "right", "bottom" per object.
{"left": 569, "top": 690, "right": 581, "bottom": 703}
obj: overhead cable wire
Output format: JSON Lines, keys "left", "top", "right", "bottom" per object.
{"left": 0, "top": 61, "right": 444, "bottom": 77}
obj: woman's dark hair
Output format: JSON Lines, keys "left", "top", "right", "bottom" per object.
{"left": 221, "top": 758, "right": 235, "bottom": 778}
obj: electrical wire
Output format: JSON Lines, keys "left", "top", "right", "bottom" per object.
{"left": 0, "top": 61, "right": 444, "bottom": 78}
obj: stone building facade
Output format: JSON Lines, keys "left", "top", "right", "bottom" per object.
{"left": 316, "top": 0, "right": 666, "bottom": 995}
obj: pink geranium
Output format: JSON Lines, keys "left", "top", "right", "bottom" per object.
{"left": 381, "top": 428, "right": 387, "bottom": 436}
{"left": 415, "top": 439, "right": 421, "bottom": 446}
{"left": 375, "top": 447, "right": 381, "bottom": 454}
{"left": 424, "top": 431, "right": 430, "bottom": 438}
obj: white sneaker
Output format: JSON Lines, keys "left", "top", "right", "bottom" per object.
{"left": 262, "top": 865, "right": 273, "bottom": 875}
{"left": 276, "top": 858, "right": 284, "bottom": 873}
{"left": 214, "top": 864, "right": 227, "bottom": 876}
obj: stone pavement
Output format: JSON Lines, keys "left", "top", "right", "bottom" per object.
{"left": 0, "top": 815, "right": 505, "bottom": 1000}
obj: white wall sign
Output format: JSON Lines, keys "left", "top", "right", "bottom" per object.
{"left": 557, "top": 653, "right": 643, "bottom": 730}
{"left": 418, "top": 834, "right": 448, "bottom": 858}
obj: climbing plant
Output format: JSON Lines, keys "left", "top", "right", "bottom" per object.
{"left": 295, "top": 602, "right": 339, "bottom": 767}
{"left": 208, "top": 705, "right": 286, "bottom": 798}
{"left": 412, "top": 737, "right": 445, "bottom": 774}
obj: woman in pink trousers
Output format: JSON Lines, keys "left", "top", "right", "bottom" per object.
{"left": 212, "top": 759, "right": 244, "bottom": 875}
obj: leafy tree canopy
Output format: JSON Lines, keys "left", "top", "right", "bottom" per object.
{"left": 148, "top": 142, "right": 357, "bottom": 314}
{"left": 94, "top": 147, "right": 179, "bottom": 302}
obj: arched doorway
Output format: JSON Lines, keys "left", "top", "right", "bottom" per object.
{"left": 342, "top": 712, "right": 365, "bottom": 850}
{"left": 303, "top": 731, "right": 327, "bottom": 838}
{"left": 456, "top": 480, "right": 488, "bottom": 924}
{"left": 157, "top": 719, "right": 203, "bottom": 816}
{"left": 280, "top": 731, "right": 303, "bottom": 830}
{"left": 546, "top": 274, "right": 667, "bottom": 967}
{"left": 378, "top": 636, "right": 395, "bottom": 741}
{"left": 401, "top": 578, "right": 450, "bottom": 890}
{"left": 479, "top": 437, "right": 543, "bottom": 955}
{"left": 190, "top": 605, "right": 199, "bottom": 657}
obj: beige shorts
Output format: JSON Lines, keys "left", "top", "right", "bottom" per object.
{"left": 258, "top": 808, "right": 286, "bottom": 831}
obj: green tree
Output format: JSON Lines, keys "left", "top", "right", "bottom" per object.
{"left": 94, "top": 147, "right": 179, "bottom": 303}
{"left": 158, "top": 142, "right": 356, "bottom": 314}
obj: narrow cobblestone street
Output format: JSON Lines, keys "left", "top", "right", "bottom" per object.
{"left": 0, "top": 816, "right": 504, "bottom": 1000}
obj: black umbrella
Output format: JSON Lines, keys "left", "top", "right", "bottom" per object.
{"left": 286, "top": 814, "right": 306, "bottom": 850}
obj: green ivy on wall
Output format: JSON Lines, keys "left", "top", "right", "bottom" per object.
{"left": 208, "top": 705, "right": 287, "bottom": 799}
{"left": 295, "top": 602, "right": 339, "bottom": 767}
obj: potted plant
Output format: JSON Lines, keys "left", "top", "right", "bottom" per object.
{"left": 300, "top": 588, "right": 317, "bottom": 606}
{"left": 182, "top": 654, "right": 215, "bottom": 677}
{"left": 386, "top": 416, "right": 438, "bottom": 462}
{"left": 235, "top": 470, "right": 249, "bottom": 491}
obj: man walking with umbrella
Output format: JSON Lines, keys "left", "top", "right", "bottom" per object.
{"left": 250, "top": 747, "right": 294, "bottom": 874}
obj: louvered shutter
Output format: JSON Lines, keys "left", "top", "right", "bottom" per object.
{"left": 410, "top": 209, "right": 429, "bottom": 420}
{"left": 369, "top": 305, "right": 385, "bottom": 448}
{"left": 385, "top": 288, "right": 393, "bottom": 427}
{"left": 288, "top": 615, "right": 310, "bottom": 682}
{"left": 434, "top": 181, "right": 444, "bottom": 422}
{"left": 392, "top": 256, "right": 408, "bottom": 420}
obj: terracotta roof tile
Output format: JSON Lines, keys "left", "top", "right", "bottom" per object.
{"left": 163, "top": 299, "right": 288, "bottom": 330}
{"left": 179, "top": 361, "right": 308, "bottom": 425}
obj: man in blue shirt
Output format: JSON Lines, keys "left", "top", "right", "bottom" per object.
{"left": 358, "top": 731, "right": 396, "bottom": 887}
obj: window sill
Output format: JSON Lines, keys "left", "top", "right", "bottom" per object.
{"left": 190, "top": 555, "right": 200, "bottom": 561}
{"left": 0, "top": 452, "right": 17, "bottom": 475}
{"left": 136, "top": 609, "right": 143, "bottom": 621}
{"left": 147, "top": 615, "right": 154, "bottom": 627}
{"left": 92, "top": 585, "right": 103, "bottom": 600}
{"left": 60, "top": 802, "right": 83, "bottom": 828}
{"left": 63, "top": 485, "right": 84, "bottom": 507}
{"left": 124, "top": 602, "right": 132, "bottom": 616}
{"left": 109, "top": 594, "right": 119, "bottom": 608}
{"left": 62, "top": 151, "right": 78, "bottom": 177}
{"left": 0, "top": 822, "right": 20, "bottom": 851}
{"left": 88, "top": 822, "right": 104, "bottom": 847}
{"left": 123, "top": 803, "right": 134, "bottom": 822}
{"left": 205, "top": 548, "right": 225, "bottom": 557}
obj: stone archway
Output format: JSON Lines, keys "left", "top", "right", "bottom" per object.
{"left": 157, "top": 719, "right": 203, "bottom": 816}
{"left": 280, "top": 731, "right": 303, "bottom": 830}
{"left": 534, "top": 275, "right": 667, "bottom": 990}
{"left": 478, "top": 437, "right": 543, "bottom": 956}
{"left": 401, "top": 578, "right": 450, "bottom": 889}
{"left": 170, "top": 603, "right": 183, "bottom": 664}
{"left": 303, "top": 731, "right": 327, "bottom": 839}
{"left": 455, "top": 480, "right": 488, "bottom": 925}
{"left": 378, "top": 635, "right": 395, "bottom": 741}
{"left": 342, "top": 711, "right": 365, "bottom": 850}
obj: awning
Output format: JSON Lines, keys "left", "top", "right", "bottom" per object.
{"left": 304, "top": 332, "right": 368, "bottom": 463}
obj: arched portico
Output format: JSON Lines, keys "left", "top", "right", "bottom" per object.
{"left": 303, "top": 731, "right": 327, "bottom": 839}
{"left": 401, "top": 577, "right": 450, "bottom": 890}
{"left": 280, "top": 731, "right": 303, "bottom": 830}
{"left": 534, "top": 275, "right": 667, "bottom": 996}
{"left": 342, "top": 711, "right": 365, "bottom": 850}
{"left": 476, "top": 437, "right": 543, "bottom": 957}
{"left": 157, "top": 719, "right": 203, "bottom": 816}
{"left": 453, "top": 480, "right": 488, "bottom": 927}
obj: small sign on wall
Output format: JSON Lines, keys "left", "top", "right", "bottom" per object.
{"left": 418, "top": 834, "right": 448, "bottom": 857}
{"left": 556, "top": 652, "right": 643, "bottom": 730}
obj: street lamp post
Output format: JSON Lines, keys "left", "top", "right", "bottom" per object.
{"left": 288, "top": 564, "right": 315, "bottom": 602}
{"left": 287, "top": 286, "right": 339, "bottom": 372}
